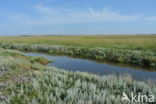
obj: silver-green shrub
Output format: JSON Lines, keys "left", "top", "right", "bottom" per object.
{"left": 4, "top": 66, "right": 156, "bottom": 104}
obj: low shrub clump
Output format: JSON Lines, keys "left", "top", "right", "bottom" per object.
{"left": 0, "top": 50, "right": 29, "bottom": 77}
{"left": 2, "top": 67, "right": 156, "bottom": 104}
{"left": 0, "top": 49, "right": 50, "bottom": 83}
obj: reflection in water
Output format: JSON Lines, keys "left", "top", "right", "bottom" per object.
{"left": 24, "top": 52, "right": 156, "bottom": 81}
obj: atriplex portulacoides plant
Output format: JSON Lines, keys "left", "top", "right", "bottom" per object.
{"left": 2, "top": 66, "right": 156, "bottom": 104}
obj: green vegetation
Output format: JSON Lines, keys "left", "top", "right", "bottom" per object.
{"left": 0, "top": 35, "right": 156, "bottom": 68}
{"left": 0, "top": 50, "right": 29, "bottom": 81}
{"left": 0, "top": 49, "right": 156, "bottom": 104}
{"left": 0, "top": 49, "right": 50, "bottom": 82}
{"left": 0, "top": 35, "right": 156, "bottom": 103}
{"left": 4, "top": 68, "right": 156, "bottom": 104}
{"left": 0, "top": 42, "right": 156, "bottom": 68}
{"left": 0, "top": 35, "right": 156, "bottom": 51}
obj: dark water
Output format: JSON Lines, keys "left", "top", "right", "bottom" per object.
{"left": 24, "top": 52, "right": 156, "bottom": 81}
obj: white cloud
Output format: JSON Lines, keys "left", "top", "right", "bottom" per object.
{"left": 11, "top": 14, "right": 30, "bottom": 21}
{"left": 9, "top": 4, "right": 141, "bottom": 26}
{"left": 33, "top": 4, "right": 57, "bottom": 15}
{"left": 146, "top": 16, "right": 156, "bottom": 21}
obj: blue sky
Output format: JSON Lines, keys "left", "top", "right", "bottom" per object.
{"left": 0, "top": 0, "right": 156, "bottom": 35}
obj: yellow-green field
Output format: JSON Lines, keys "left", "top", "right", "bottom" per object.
{"left": 0, "top": 35, "right": 156, "bottom": 51}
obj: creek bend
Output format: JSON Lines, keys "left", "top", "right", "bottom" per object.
{"left": 24, "top": 52, "right": 156, "bottom": 82}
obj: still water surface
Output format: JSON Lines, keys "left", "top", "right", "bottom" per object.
{"left": 24, "top": 52, "right": 156, "bottom": 81}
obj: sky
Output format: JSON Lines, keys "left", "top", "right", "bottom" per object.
{"left": 0, "top": 0, "right": 156, "bottom": 35}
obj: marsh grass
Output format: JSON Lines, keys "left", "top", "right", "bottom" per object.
{"left": 0, "top": 35, "right": 155, "bottom": 51}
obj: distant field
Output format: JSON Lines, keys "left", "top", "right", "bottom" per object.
{"left": 0, "top": 35, "right": 156, "bottom": 51}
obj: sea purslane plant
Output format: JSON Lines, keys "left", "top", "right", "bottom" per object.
{"left": 2, "top": 66, "right": 155, "bottom": 104}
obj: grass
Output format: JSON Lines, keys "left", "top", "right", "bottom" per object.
{"left": 0, "top": 35, "right": 156, "bottom": 51}
{"left": 0, "top": 49, "right": 156, "bottom": 104}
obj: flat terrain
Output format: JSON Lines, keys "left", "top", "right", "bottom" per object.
{"left": 0, "top": 35, "right": 156, "bottom": 103}
{"left": 0, "top": 35, "right": 156, "bottom": 51}
{"left": 0, "top": 49, "right": 156, "bottom": 104}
